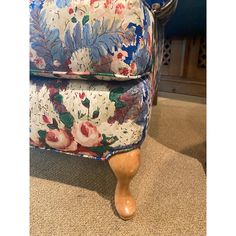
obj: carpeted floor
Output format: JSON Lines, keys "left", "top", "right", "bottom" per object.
{"left": 150, "top": 92, "right": 206, "bottom": 171}
{"left": 30, "top": 93, "right": 206, "bottom": 236}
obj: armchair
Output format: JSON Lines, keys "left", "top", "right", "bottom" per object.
{"left": 30, "top": 0, "right": 177, "bottom": 220}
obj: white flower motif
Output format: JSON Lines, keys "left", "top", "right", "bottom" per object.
{"left": 30, "top": 48, "right": 37, "bottom": 62}
{"left": 98, "top": 120, "right": 144, "bottom": 147}
{"left": 111, "top": 49, "right": 132, "bottom": 75}
{"left": 60, "top": 80, "right": 116, "bottom": 126}
{"left": 69, "top": 48, "right": 93, "bottom": 72}
{"left": 53, "top": 59, "right": 61, "bottom": 67}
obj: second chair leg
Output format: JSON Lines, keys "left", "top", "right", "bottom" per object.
{"left": 108, "top": 148, "right": 140, "bottom": 220}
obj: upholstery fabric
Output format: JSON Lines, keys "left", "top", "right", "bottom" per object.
{"left": 29, "top": 0, "right": 164, "bottom": 160}
{"left": 30, "top": 0, "right": 154, "bottom": 81}
{"left": 30, "top": 75, "right": 152, "bottom": 160}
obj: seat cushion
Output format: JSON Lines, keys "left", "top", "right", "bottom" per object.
{"left": 30, "top": 0, "right": 154, "bottom": 81}
{"left": 30, "top": 75, "right": 152, "bottom": 160}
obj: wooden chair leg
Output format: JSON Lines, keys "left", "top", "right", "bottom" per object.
{"left": 108, "top": 149, "right": 140, "bottom": 220}
{"left": 153, "top": 88, "right": 158, "bottom": 105}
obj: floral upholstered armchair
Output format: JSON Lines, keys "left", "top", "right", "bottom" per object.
{"left": 30, "top": 0, "right": 177, "bottom": 220}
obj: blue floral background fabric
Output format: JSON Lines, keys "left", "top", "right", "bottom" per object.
{"left": 30, "top": 0, "right": 154, "bottom": 80}
{"left": 29, "top": 0, "right": 158, "bottom": 160}
{"left": 30, "top": 75, "right": 152, "bottom": 160}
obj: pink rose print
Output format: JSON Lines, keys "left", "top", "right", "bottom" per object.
{"left": 30, "top": 47, "right": 46, "bottom": 70}
{"left": 30, "top": 137, "right": 43, "bottom": 148}
{"left": 119, "top": 67, "right": 129, "bottom": 76}
{"left": 65, "top": 59, "right": 72, "bottom": 65}
{"left": 71, "top": 121, "right": 102, "bottom": 147}
{"left": 68, "top": 7, "right": 74, "bottom": 14}
{"left": 130, "top": 62, "right": 137, "bottom": 74}
{"left": 115, "top": 3, "right": 125, "bottom": 15}
{"left": 111, "top": 49, "right": 134, "bottom": 75}
{"left": 117, "top": 52, "right": 123, "bottom": 60}
{"left": 104, "top": 0, "right": 112, "bottom": 8}
{"left": 90, "top": 0, "right": 99, "bottom": 6}
{"left": 113, "top": 50, "right": 128, "bottom": 61}
{"left": 79, "top": 92, "right": 85, "bottom": 100}
{"left": 45, "top": 129, "right": 77, "bottom": 151}
{"left": 34, "top": 56, "right": 46, "bottom": 69}
{"left": 42, "top": 115, "right": 52, "bottom": 124}
{"left": 48, "top": 87, "right": 59, "bottom": 96}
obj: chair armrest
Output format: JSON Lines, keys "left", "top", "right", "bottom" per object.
{"left": 152, "top": 0, "right": 178, "bottom": 24}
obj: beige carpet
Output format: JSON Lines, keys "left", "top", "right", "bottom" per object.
{"left": 149, "top": 93, "right": 206, "bottom": 171}
{"left": 30, "top": 93, "right": 206, "bottom": 235}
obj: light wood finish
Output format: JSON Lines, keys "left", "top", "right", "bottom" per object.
{"left": 161, "top": 39, "right": 186, "bottom": 77}
{"left": 160, "top": 38, "right": 206, "bottom": 97}
{"left": 108, "top": 149, "right": 140, "bottom": 220}
{"left": 182, "top": 39, "right": 192, "bottom": 78}
{"left": 161, "top": 38, "right": 206, "bottom": 82}
{"left": 159, "top": 75, "right": 206, "bottom": 97}
{"left": 184, "top": 38, "right": 206, "bottom": 83}
{"left": 153, "top": 88, "right": 158, "bottom": 105}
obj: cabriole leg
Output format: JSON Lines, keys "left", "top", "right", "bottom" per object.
{"left": 108, "top": 149, "right": 140, "bottom": 220}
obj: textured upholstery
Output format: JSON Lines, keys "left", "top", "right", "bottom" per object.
{"left": 30, "top": 75, "right": 152, "bottom": 160}
{"left": 30, "top": 0, "right": 154, "bottom": 81}
{"left": 29, "top": 0, "right": 172, "bottom": 160}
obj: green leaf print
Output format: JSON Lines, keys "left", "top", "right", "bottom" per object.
{"left": 114, "top": 100, "right": 125, "bottom": 109}
{"left": 78, "top": 111, "right": 86, "bottom": 119}
{"left": 82, "top": 15, "right": 89, "bottom": 25}
{"left": 71, "top": 17, "right": 77, "bottom": 23}
{"left": 109, "top": 87, "right": 124, "bottom": 102}
{"left": 47, "top": 124, "right": 57, "bottom": 130}
{"left": 81, "top": 97, "right": 90, "bottom": 108}
{"left": 109, "top": 87, "right": 126, "bottom": 109}
{"left": 102, "top": 134, "right": 118, "bottom": 145}
{"left": 59, "top": 112, "right": 74, "bottom": 129}
{"left": 92, "top": 108, "right": 100, "bottom": 119}
{"left": 38, "top": 130, "right": 46, "bottom": 140}
{"left": 89, "top": 145, "right": 112, "bottom": 155}
{"left": 54, "top": 93, "right": 63, "bottom": 103}
{"left": 47, "top": 118, "right": 59, "bottom": 130}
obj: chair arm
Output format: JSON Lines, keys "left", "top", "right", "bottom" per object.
{"left": 152, "top": 0, "right": 178, "bottom": 24}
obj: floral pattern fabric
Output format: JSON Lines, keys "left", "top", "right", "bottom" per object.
{"left": 30, "top": 75, "right": 152, "bottom": 160}
{"left": 30, "top": 0, "right": 154, "bottom": 81}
